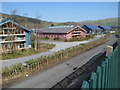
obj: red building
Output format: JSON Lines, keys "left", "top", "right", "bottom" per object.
{"left": 38, "top": 26, "right": 86, "bottom": 40}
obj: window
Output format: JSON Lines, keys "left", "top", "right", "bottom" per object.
{"left": 16, "top": 36, "right": 24, "bottom": 40}
{"left": 4, "top": 29, "right": 8, "bottom": 34}
{"left": 0, "top": 30, "right": 2, "bottom": 34}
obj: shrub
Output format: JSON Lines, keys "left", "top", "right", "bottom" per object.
{"left": 64, "top": 39, "right": 68, "bottom": 42}
{"left": 44, "top": 36, "right": 49, "bottom": 39}
{"left": 54, "top": 37, "right": 60, "bottom": 40}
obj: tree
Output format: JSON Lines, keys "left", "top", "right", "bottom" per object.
{"left": 51, "top": 24, "right": 54, "bottom": 27}
{"left": 6, "top": 9, "right": 18, "bottom": 53}
{"left": 23, "top": 13, "right": 28, "bottom": 27}
{"left": 34, "top": 12, "right": 41, "bottom": 50}
{"left": 10, "top": 9, "right": 18, "bottom": 21}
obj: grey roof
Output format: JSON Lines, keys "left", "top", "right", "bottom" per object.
{"left": 98, "top": 25, "right": 112, "bottom": 30}
{"left": 0, "top": 20, "right": 32, "bottom": 32}
{"left": 37, "top": 27, "right": 74, "bottom": 34}
{"left": 83, "top": 25, "right": 101, "bottom": 30}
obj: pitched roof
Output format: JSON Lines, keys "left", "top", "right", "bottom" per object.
{"left": 37, "top": 27, "right": 73, "bottom": 34}
{"left": 37, "top": 26, "right": 86, "bottom": 34}
{"left": 0, "top": 20, "right": 32, "bottom": 32}
{"left": 83, "top": 25, "right": 101, "bottom": 30}
{"left": 98, "top": 25, "right": 112, "bottom": 29}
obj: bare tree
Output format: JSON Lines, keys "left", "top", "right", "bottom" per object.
{"left": 9, "top": 10, "right": 18, "bottom": 53}
{"left": 23, "top": 13, "right": 28, "bottom": 27}
{"left": 34, "top": 12, "right": 41, "bottom": 50}
{"left": 10, "top": 9, "right": 18, "bottom": 21}
{"left": 10, "top": 9, "right": 18, "bottom": 15}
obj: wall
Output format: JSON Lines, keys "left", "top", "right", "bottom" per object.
{"left": 25, "top": 31, "right": 31, "bottom": 48}
{"left": 66, "top": 32, "right": 72, "bottom": 40}
{"left": 80, "top": 31, "right": 87, "bottom": 37}
{"left": 39, "top": 33, "right": 67, "bottom": 40}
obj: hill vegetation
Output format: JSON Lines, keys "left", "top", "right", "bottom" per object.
{"left": 78, "top": 18, "right": 118, "bottom": 27}
{"left": 0, "top": 13, "right": 118, "bottom": 29}
{"left": 0, "top": 13, "right": 54, "bottom": 29}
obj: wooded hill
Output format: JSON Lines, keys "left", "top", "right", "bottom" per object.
{"left": 0, "top": 13, "right": 54, "bottom": 29}
{"left": 0, "top": 13, "right": 118, "bottom": 29}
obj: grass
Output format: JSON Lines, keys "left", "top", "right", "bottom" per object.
{"left": 2, "top": 43, "right": 55, "bottom": 60}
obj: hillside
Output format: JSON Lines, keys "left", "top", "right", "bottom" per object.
{"left": 0, "top": 13, "right": 54, "bottom": 29}
{"left": 78, "top": 18, "right": 118, "bottom": 27}
{"left": 0, "top": 13, "right": 118, "bottom": 29}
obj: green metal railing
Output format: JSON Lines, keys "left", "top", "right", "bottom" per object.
{"left": 81, "top": 44, "right": 120, "bottom": 89}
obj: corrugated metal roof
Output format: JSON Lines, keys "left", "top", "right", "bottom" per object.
{"left": 37, "top": 26, "right": 86, "bottom": 34}
{"left": 0, "top": 20, "right": 32, "bottom": 32}
{"left": 37, "top": 27, "right": 74, "bottom": 34}
{"left": 98, "top": 25, "right": 112, "bottom": 29}
{"left": 84, "top": 25, "right": 101, "bottom": 30}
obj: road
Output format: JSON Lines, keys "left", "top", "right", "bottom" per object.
{"left": 3, "top": 36, "right": 116, "bottom": 88}
{"left": 1, "top": 35, "right": 101, "bottom": 68}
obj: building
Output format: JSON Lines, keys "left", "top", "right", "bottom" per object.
{"left": 0, "top": 20, "right": 32, "bottom": 52}
{"left": 38, "top": 26, "right": 86, "bottom": 40}
{"left": 98, "top": 25, "right": 112, "bottom": 34}
{"left": 82, "top": 25, "right": 101, "bottom": 35}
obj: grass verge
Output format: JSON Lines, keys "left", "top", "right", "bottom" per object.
{"left": 2, "top": 43, "right": 55, "bottom": 60}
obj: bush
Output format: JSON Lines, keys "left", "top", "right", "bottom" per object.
{"left": 69, "top": 35, "right": 95, "bottom": 42}
{"left": 64, "top": 39, "right": 68, "bottom": 42}
{"left": 54, "top": 37, "right": 60, "bottom": 40}
{"left": 44, "top": 36, "right": 49, "bottom": 39}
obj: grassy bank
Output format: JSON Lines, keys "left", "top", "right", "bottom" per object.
{"left": 2, "top": 43, "right": 55, "bottom": 60}
{"left": 2, "top": 35, "right": 110, "bottom": 86}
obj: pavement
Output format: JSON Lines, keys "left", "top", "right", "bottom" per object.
{"left": 3, "top": 35, "right": 116, "bottom": 88}
{"left": 1, "top": 35, "right": 101, "bottom": 68}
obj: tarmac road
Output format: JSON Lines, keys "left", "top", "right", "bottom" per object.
{"left": 3, "top": 36, "right": 116, "bottom": 89}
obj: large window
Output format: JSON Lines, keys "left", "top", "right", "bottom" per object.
{"left": 4, "top": 29, "right": 8, "bottom": 34}
{"left": 0, "top": 30, "right": 2, "bottom": 34}
{"left": 16, "top": 36, "right": 24, "bottom": 40}
{"left": 17, "top": 42, "right": 25, "bottom": 49}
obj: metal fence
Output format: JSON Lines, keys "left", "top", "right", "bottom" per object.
{"left": 81, "top": 43, "right": 120, "bottom": 89}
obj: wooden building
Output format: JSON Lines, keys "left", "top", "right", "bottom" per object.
{"left": 0, "top": 20, "right": 32, "bottom": 52}
{"left": 38, "top": 26, "right": 86, "bottom": 40}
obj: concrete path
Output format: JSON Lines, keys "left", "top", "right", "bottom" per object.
{"left": 1, "top": 35, "right": 101, "bottom": 68}
{"left": 3, "top": 36, "right": 116, "bottom": 88}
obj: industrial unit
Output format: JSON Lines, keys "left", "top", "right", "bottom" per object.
{"left": 0, "top": 20, "right": 32, "bottom": 52}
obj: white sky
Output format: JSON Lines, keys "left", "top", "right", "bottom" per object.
{"left": 1, "top": 0, "right": 120, "bottom": 2}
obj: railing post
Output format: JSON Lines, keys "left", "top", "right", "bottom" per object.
{"left": 96, "top": 66, "right": 102, "bottom": 88}
{"left": 81, "top": 81, "right": 89, "bottom": 89}
{"left": 106, "top": 45, "right": 113, "bottom": 57}
{"left": 89, "top": 72, "right": 97, "bottom": 89}
{"left": 105, "top": 59, "right": 109, "bottom": 88}
{"left": 101, "top": 61, "right": 105, "bottom": 89}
